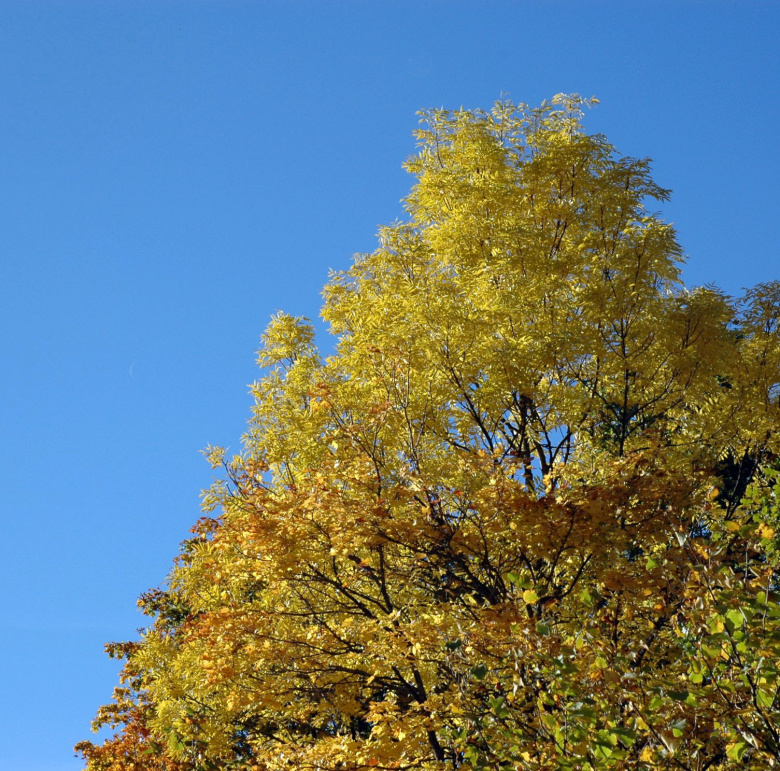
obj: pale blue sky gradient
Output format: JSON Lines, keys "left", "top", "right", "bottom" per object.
{"left": 0, "top": 2, "right": 778, "bottom": 768}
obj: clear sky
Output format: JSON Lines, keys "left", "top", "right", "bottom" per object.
{"left": 0, "top": 2, "right": 778, "bottom": 768}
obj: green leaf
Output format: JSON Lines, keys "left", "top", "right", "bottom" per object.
{"left": 726, "top": 609, "right": 744, "bottom": 629}
{"left": 727, "top": 741, "right": 747, "bottom": 761}
{"left": 647, "top": 696, "right": 664, "bottom": 712}
{"left": 610, "top": 727, "right": 636, "bottom": 746}
{"left": 670, "top": 719, "right": 687, "bottom": 738}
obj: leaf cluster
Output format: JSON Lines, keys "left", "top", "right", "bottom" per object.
{"left": 78, "top": 96, "right": 780, "bottom": 770}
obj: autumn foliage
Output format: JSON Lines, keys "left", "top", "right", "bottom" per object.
{"left": 78, "top": 96, "right": 780, "bottom": 769}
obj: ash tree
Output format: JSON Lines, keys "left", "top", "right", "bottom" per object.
{"left": 78, "top": 95, "right": 780, "bottom": 770}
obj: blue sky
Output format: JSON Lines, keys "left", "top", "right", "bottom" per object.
{"left": 0, "top": 2, "right": 778, "bottom": 768}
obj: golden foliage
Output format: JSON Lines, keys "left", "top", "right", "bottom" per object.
{"left": 79, "top": 96, "right": 780, "bottom": 770}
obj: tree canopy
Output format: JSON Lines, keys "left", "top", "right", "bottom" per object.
{"left": 78, "top": 95, "right": 780, "bottom": 770}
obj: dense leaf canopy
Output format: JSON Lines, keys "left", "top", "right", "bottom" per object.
{"left": 78, "top": 96, "right": 780, "bottom": 770}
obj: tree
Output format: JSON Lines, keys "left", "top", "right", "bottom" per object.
{"left": 78, "top": 95, "right": 780, "bottom": 770}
